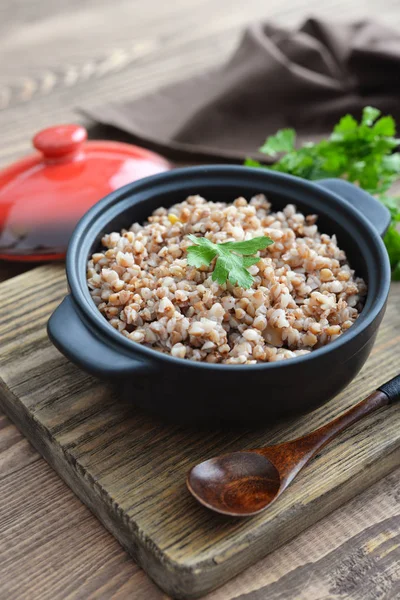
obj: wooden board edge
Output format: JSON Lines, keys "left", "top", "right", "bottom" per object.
{"left": 1, "top": 374, "right": 399, "bottom": 598}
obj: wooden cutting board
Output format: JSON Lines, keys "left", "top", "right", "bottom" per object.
{"left": 0, "top": 265, "right": 399, "bottom": 598}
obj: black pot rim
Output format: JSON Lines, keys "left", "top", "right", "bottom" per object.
{"left": 66, "top": 165, "right": 391, "bottom": 372}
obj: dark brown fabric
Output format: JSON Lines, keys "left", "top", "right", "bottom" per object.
{"left": 82, "top": 18, "right": 400, "bottom": 162}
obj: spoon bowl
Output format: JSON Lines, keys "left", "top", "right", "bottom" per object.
{"left": 187, "top": 452, "right": 281, "bottom": 516}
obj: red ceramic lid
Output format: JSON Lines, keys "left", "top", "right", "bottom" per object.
{"left": 0, "top": 124, "right": 171, "bottom": 261}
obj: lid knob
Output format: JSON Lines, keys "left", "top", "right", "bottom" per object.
{"left": 33, "top": 124, "right": 87, "bottom": 160}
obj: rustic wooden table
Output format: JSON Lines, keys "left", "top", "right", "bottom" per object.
{"left": 0, "top": 1, "right": 399, "bottom": 598}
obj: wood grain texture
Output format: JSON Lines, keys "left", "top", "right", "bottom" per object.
{"left": 0, "top": 419, "right": 163, "bottom": 600}
{"left": 0, "top": 265, "right": 399, "bottom": 597}
{"left": 0, "top": 413, "right": 39, "bottom": 479}
{"left": 1, "top": 419, "right": 398, "bottom": 599}
{"left": 1, "top": 0, "right": 400, "bottom": 597}
{"left": 1, "top": 0, "right": 400, "bottom": 168}
{"left": 210, "top": 469, "right": 400, "bottom": 600}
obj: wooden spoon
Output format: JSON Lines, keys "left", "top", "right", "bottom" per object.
{"left": 187, "top": 375, "right": 400, "bottom": 517}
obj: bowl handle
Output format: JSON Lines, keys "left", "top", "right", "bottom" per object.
{"left": 47, "top": 295, "right": 153, "bottom": 379}
{"left": 317, "top": 179, "right": 391, "bottom": 238}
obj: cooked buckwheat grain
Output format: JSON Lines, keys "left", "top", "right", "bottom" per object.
{"left": 87, "top": 194, "right": 367, "bottom": 364}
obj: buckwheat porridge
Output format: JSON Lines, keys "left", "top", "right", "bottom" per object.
{"left": 87, "top": 194, "right": 367, "bottom": 364}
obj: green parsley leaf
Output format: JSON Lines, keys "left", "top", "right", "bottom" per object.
{"left": 259, "top": 128, "right": 296, "bottom": 156}
{"left": 242, "top": 256, "right": 263, "bottom": 268}
{"left": 244, "top": 157, "right": 263, "bottom": 168}
{"left": 380, "top": 196, "right": 400, "bottom": 221}
{"left": 185, "top": 244, "right": 216, "bottom": 268}
{"left": 384, "top": 225, "right": 400, "bottom": 269}
{"left": 249, "top": 106, "right": 400, "bottom": 280}
{"left": 333, "top": 114, "right": 358, "bottom": 136}
{"left": 392, "top": 261, "right": 400, "bottom": 281}
{"left": 373, "top": 115, "right": 396, "bottom": 137}
{"left": 186, "top": 235, "right": 274, "bottom": 289}
{"left": 362, "top": 106, "right": 381, "bottom": 126}
{"left": 219, "top": 237, "right": 273, "bottom": 254}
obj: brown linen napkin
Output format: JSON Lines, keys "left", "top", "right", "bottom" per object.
{"left": 83, "top": 17, "right": 400, "bottom": 162}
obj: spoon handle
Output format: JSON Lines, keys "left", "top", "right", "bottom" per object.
{"left": 299, "top": 374, "right": 400, "bottom": 447}
{"left": 265, "top": 374, "right": 400, "bottom": 484}
{"left": 378, "top": 374, "right": 400, "bottom": 404}
{"left": 311, "top": 373, "right": 400, "bottom": 442}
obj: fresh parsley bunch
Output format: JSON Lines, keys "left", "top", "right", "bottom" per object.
{"left": 186, "top": 234, "right": 273, "bottom": 289}
{"left": 245, "top": 107, "right": 400, "bottom": 280}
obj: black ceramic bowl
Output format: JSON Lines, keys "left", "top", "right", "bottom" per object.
{"left": 48, "top": 166, "right": 391, "bottom": 424}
